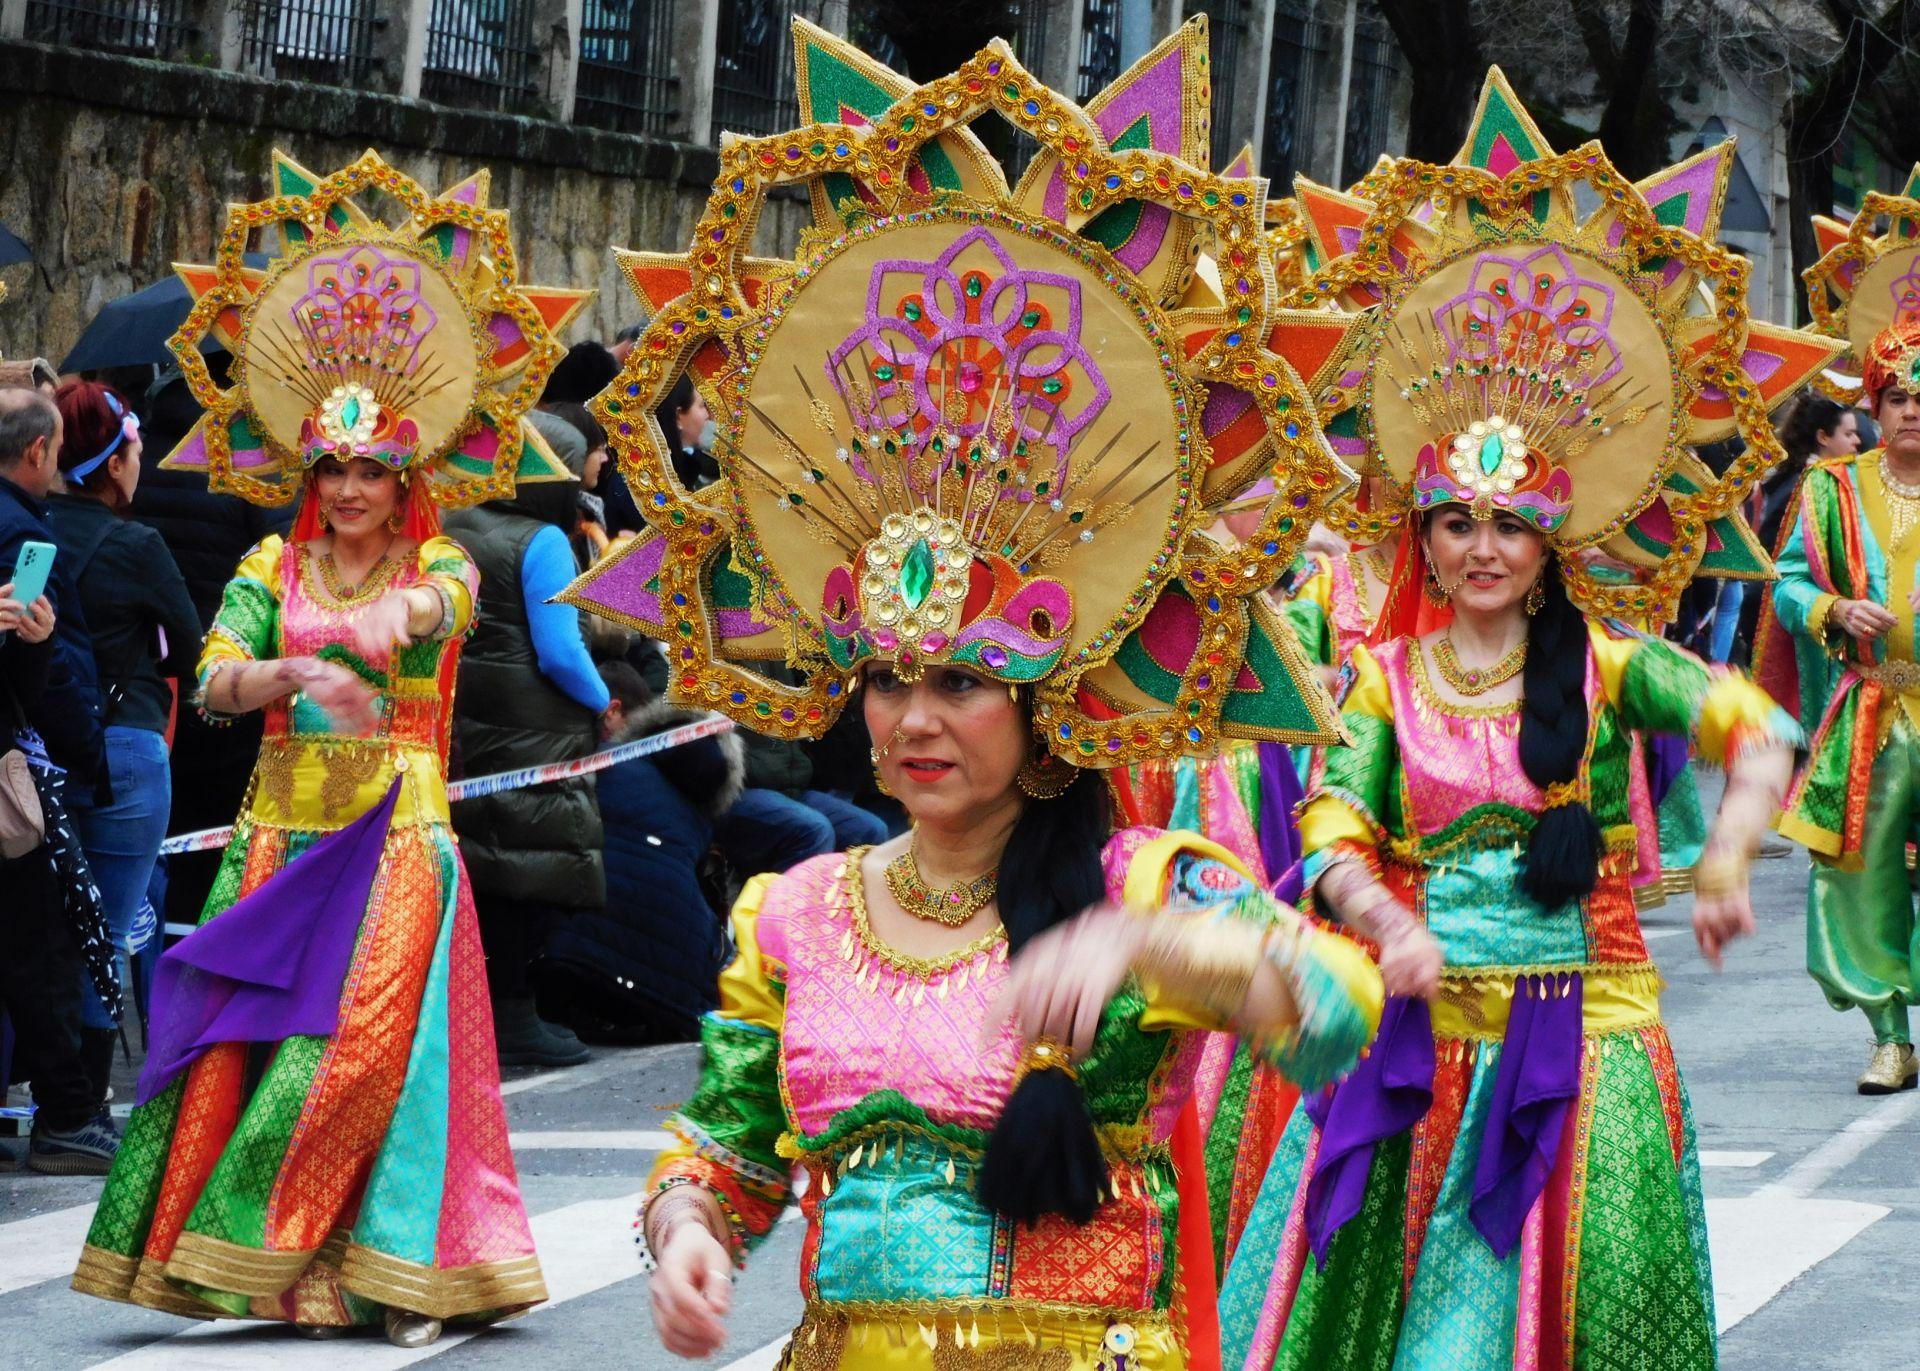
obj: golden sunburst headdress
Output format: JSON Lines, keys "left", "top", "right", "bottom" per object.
{"left": 562, "top": 18, "right": 1367, "bottom": 766}
{"left": 160, "top": 150, "right": 589, "bottom": 509}
{"left": 1806, "top": 165, "right": 1920, "bottom": 407}
{"left": 1278, "top": 70, "right": 1840, "bottom": 621}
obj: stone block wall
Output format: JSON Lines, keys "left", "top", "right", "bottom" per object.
{"left": 0, "top": 39, "right": 809, "bottom": 365}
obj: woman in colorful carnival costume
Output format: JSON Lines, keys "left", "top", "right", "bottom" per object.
{"left": 557, "top": 21, "right": 1383, "bottom": 1367}
{"left": 71, "top": 153, "right": 589, "bottom": 1346}
{"left": 1218, "top": 72, "right": 1834, "bottom": 1370}
{"left": 1756, "top": 176, "right": 1920, "bottom": 1093}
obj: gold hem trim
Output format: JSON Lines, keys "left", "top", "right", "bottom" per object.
{"left": 165, "top": 1230, "right": 312, "bottom": 1296}
{"left": 131, "top": 1256, "right": 224, "bottom": 1318}
{"left": 338, "top": 1245, "right": 548, "bottom": 1319}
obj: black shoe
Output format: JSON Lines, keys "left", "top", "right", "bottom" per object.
{"left": 494, "top": 998, "right": 589, "bottom": 1069}
{"left": 28, "top": 1114, "right": 119, "bottom": 1175}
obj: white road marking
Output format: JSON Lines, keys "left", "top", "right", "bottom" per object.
{"left": 1757, "top": 1090, "right": 1920, "bottom": 1199}
{"left": 1698, "top": 1150, "right": 1773, "bottom": 1169}
{"left": 0, "top": 1204, "right": 95, "bottom": 1295}
{"left": 508, "top": 1130, "right": 673, "bottom": 1151}
{"left": 1642, "top": 927, "right": 1688, "bottom": 941}
{"left": 1705, "top": 1195, "right": 1888, "bottom": 1333}
{"left": 83, "top": 1191, "right": 645, "bottom": 1369}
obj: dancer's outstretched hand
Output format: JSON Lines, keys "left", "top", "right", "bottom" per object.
{"left": 651, "top": 1224, "right": 733, "bottom": 1360}
{"left": 1692, "top": 886, "right": 1754, "bottom": 972}
{"left": 985, "top": 904, "right": 1142, "bottom": 1060}
{"left": 284, "top": 657, "right": 380, "bottom": 736}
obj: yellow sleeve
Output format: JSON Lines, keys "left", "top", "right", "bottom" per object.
{"left": 196, "top": 537, "right": 286, "bottom": 710}
{"left": 415, "top": 534, "right": 478, "bottom": 638}
{"left": 643, "top": 873, "right": 790, "bottom": 1259}
{"left": 1125, "top": 831, "right": 1384, "bottom": 1089}
{"left": 1591, "top": 621, "right": 1801, "bottom": 765}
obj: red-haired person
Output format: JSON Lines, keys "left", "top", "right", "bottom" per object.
{"left": 47, "top": 381, "right": 201, "bottom": 1108}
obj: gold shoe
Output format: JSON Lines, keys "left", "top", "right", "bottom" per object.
{"left": 1857, "top": 1041, "right": 1918, "bottom": 1095}
{"left": 383, "top": 1308, "right": 444, "bottom": 1349}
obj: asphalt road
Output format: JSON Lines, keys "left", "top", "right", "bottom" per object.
{"left": 2, "top": 827, "right": 1913, "bottom": 1369}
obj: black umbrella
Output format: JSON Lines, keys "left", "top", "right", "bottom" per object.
{"left": 0, "top": 224, "right": 29, "bottom": 268}
{"left": 60, "top": 252, "right": 271, "bottom": 374}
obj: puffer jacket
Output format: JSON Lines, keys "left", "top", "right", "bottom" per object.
{"left": 539, "top": 699, "right": 745, "bottom": 1040}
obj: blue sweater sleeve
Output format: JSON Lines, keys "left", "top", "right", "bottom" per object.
{"left": 520, "top": 524, "right": 610, "bottom": 713}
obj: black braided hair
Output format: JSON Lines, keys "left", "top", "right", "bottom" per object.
{"left": 1516, "top": 558, "right": 1603, "bottom": 907}
{"left": 973, "top": 767, "right": 1112, "bottom": 1225}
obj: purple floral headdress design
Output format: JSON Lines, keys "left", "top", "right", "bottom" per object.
{"left": 1397, "top": 244, "right": 1649, "bottom": 532}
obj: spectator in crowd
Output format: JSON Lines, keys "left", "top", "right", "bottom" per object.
{"left": 539, "top": 400, "right": 613, "bottom": 562}
{"left": 656, "top": 374, "right": 716, "bottom": 492}
{"left": 446, "top": 410, "right": 607, "bottom": 1069}
{"left": 0, "top": 387, "right": 119, "bottom": 1174}
{"left": 540, "top": 661, "right": 745, "bottom": 1042}
{"left": 130, "top": 365, "right": 291, "bottom": 933}
{"left": 610, "top": 322, "right": 643, "bottom": 365}
{"left": 46, "top": 381, "right": 201, "bottom": 1106}
{"left": 717, "top": 691, "right": 889, "bottom": 876}
{"left": 1764, "top": 393, "right": 1861, "bottom": 555}
{"left": 542, "top": 339, "right": 620, "bottom": 406}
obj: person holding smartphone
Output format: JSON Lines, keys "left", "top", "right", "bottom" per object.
{"left": 0, "top": 386, "right": 120, "bottom": 1176}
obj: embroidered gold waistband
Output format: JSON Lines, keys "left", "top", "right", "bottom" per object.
{"left": 1858, "top": 659, "right": 1920, "bottom": 695}
{"left": 1431, "top": 964, "right": 1663, "bottom": 1041}
{"left": 246, "top": 737, "right": 448, "bottom": 829}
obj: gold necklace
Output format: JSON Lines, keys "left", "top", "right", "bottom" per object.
{"left": 1431, "top": 629, "right": 1526, "bottom": 696}
{"left": 1882, "top": 460, "right": 1920, "bottom": 542}
{"left": 317, "top": 539, "right": 399, "bottom": 601}
{"left": 883, "top": 847, "right": 998, "bottom": 927}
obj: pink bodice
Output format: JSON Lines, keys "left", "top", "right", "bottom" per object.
{"left": 762, "top": 854, "right": 1024, "bottom": 1136}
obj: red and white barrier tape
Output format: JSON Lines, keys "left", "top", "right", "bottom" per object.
{"left": 154, "top": 716, "right": 736, "bottom": 858}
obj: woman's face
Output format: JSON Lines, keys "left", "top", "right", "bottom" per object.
{"left": 312, "top": 456, "right": 402, "bottom": 538}
{"left": 106, "top": 432, "right": 142, "bottom": 507}
{"left": 862, "top": 664, "right": 1028, "bottom": 829}
{"left": 1424, "top": 508, "right": 1548, "bottom": 618}
{"left": 585, "top": 444, "right": 610, "bottom": 490}
{"left": 1817, "top": 410, "right": 1861, "bottom": 458}
{"left": 676, "top": 392, "right": 711, "bottom": 449}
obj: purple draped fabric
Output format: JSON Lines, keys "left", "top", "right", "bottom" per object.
{"left": 1468, "top": 972, "right": 1584, "bottom": 1257}
{"left": 1255, "top": 740, "right": 1305, "bottom": 889}
{"left": 135, "top": 781, "right": 400, "bottom": 1105}
{"left": 1302, "top": 994, "right": 1435, "bottom": 1263}
{"left": 1647, "top": 733, "right": 1689, "bottom": 809}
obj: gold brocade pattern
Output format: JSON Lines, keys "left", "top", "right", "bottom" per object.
{"left": 264, "top": 828, "right": 441, "bottom": 1250}
{"left": 317, "top": 743, "right": 386, "bottom": 823}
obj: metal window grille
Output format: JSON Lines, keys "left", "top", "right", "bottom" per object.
{"left": 24, "top": 0, "right": 195, "bottom": 56}
{"left": 1186, "top": 0, "right": 1248, "bottom": 169}
{"left": 1078, "top": 0, "right": 1123, "bottom": 100}
{"left": 1263, "top": 0, "right": 1326, "bottom": 190}
{"left": 711, "top": 0, "right": 823, "bottom": 143}
{"left": 1340, "top": 4, "right": 1398, "bottom": 186}
{"left": 575, "top": 0, "right": 678, "bottom": 135}
{"left": 420, "top": 0, "right": 540, "bottom": 113}
{"left": 237, "top": 0, "right": 378, "bottom": 85}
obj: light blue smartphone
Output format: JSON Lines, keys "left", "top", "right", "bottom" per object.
{"left": 8, "top": 540, "right": 56, "bottom": 609}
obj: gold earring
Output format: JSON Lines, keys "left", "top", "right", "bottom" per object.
{"left": 316, "top": 503, "right": 330, "bottom": 531}
{"left": 1525, "top": 577, "right": 1546, "bottom": 615}
{"left": 870, "top": 749, "right": 893, "bottom": 797}
{"left": 1423, "top": 565, "right": 1449, "bottom": 607}
{"left": 388, "top": 508, "right": 406, "bottom": 533}
{"left": 1016, "top": 749, "right": 1074, "bottom": 800}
